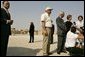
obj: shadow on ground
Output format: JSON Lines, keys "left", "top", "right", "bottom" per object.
{"left": 7, "top": 47, "right": 41, "bottom": 56}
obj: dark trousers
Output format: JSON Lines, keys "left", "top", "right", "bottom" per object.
{"left": 57, "top": 35, "right": 66, "bottom": 53}
{"left": 1, "top": 35, "right": 9, "bottom": 56}
{"left": 50, "top": 34, "right": 53, "bottom": 44}
{"left": 66, "top": 47, "right": 84, "bottom": 56}
{"left": 29, "top": 34, "right": 34, "bottom": 42}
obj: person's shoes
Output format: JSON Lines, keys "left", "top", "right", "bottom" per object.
{"left": 32, "top": 41, "right": 34, "bottom": 43}
{"left": 48, "top": 52, "right": 52, "bottom": 55}
{"left": 32, "top": 40, "right": 34, "bottom": 43}
{"left": 50, "top": 42, "right": 53, "bottom": 44}
{"left": 61, "top": 50, "right": 67, "bottom": 53}
{"left": 57, "top": 52, "right": 61, "bottom": 54}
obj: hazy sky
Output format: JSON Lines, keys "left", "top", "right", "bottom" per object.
{"left": 1, "top": 1, "right": 84, "bottom": 30}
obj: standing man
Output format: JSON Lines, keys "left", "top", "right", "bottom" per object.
{"left": 56, "top": 11, "right": 67, "bottom": 54}
{"left": 41, "top": 7, "right": 53, "bottom": 56}
{"left": 29, "top": 22, "right": 35, "bottom": 43}
{"left": 1, "top": 1, "right": 13, "bottom": 56}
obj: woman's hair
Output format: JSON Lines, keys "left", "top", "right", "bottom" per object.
{"left": 67, "top": 15, "right": 72, "bottom": 20}
{"left": 78, "top": 15, "right": 83, "bottom": 20}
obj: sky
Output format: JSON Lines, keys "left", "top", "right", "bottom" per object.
{"left": 1, "top": 1, "right": 84, "bottom": 31}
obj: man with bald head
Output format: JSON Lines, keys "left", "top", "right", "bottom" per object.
{"left": 1, "top": 1, "right": 13, "bottom": 56}
{"left": 56, "top": 11, "right": 67, "bottom": 54}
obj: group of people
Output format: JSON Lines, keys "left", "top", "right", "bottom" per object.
{"left": 41, "top": 7, "right": 84, "bottom": 56}
{"left": 1, "top": 1, "right": 84, "bottom": 56}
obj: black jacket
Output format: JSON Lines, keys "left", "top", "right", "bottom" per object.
{"left": 56, "top": 17, "right": 66, "bottom": 36}
{"left": 65, "top": 21, "right": 72, "bottom": 33}
{"left": 29, "top": 23, "right": 35, "bottom": 34}
{"left": 1, "top": 8, "right": 11, "bottom": 35}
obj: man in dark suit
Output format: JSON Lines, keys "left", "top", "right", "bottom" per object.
{"left": 1, "top": 1, "right": 13, "bottom": 56}
{"left": 29, "top": 22, "right": 35, "bottom": 43}
{"left": 56, "top": 11, "right": 67, "bottom": 54}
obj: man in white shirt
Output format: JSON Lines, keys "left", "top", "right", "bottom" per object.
{"left": 65, "top": 27, "right": 78, "bottom": 48}
{"left": 41, "top": 7, "right": 53, "bottom": 56}
{"left": 65, "top": 27, "right": 84, "bottom": 56}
